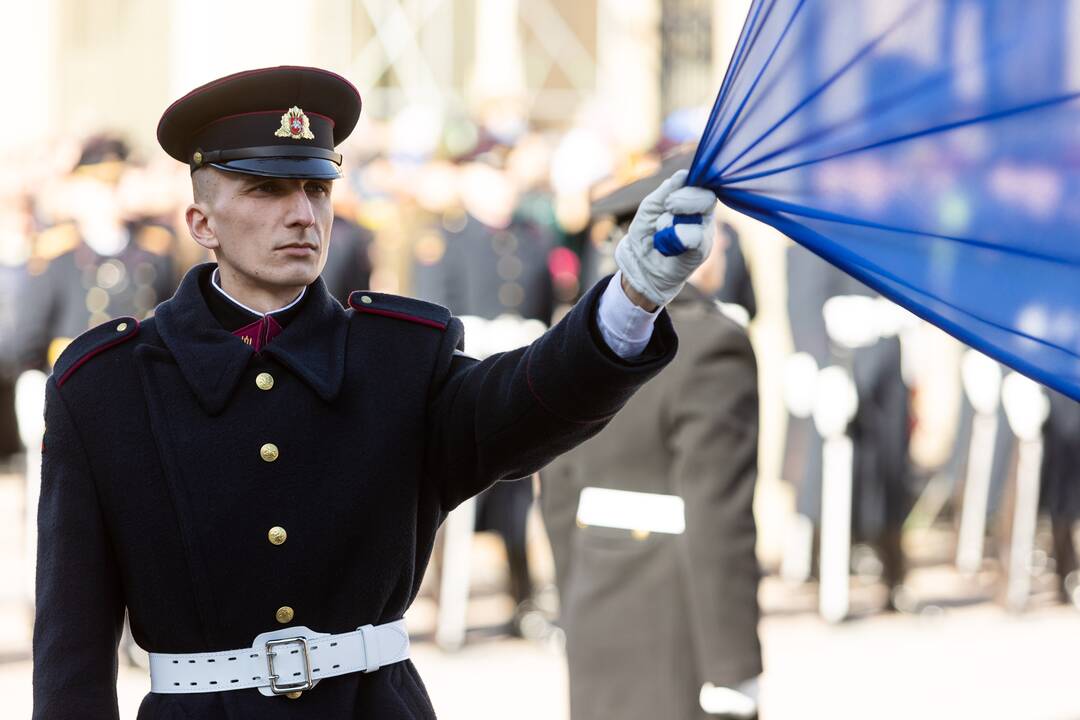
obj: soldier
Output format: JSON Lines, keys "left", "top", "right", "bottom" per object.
{"left": 8, "top": 138, "right": 178, "bottom": 613}
{"left": 542, "top": 172, "right": 761, "bottom": 720}
{"left": 12, "top": 136, "right": 177, "bottom": 374}
{"left": 412, "top": 156, "right": 557, "bottom": 632}
{"left": 32, "top": 66, "right": 717, "bottom": 718}
{"left": 782, "top": 246, "right": 911, "bottom": 603}
{"left": 1037, "top": 391, "right": 1080, "bottom": 605}
{"left": 321, "top": 177, "right": 374, "bottom": 305}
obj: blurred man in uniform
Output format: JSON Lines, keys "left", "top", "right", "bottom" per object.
{"left": 541, "top": 175, "right": 761, "bottom": 720}
{"left": 1039, "top": 391, "right": 1080, "bottom": 604}
{"left": 413, "top": 157, "right": 555, "bottom": 324}
{"left": 11, "top": 136, "right": 177, "bottom": 374}
{"left": 32, "top": 66, "right": 717, "bottom": 719}
{"left": 321, "top": 178, "right": 374, "bottom": 305}
{"left": 413, "top": 156, "right": 556, "bottom": 627}
{"left": 7, "top": 138, "right": 179, "bottom": 615}
{"left": 783, "top": 246, "right": 910, "bottom": 600}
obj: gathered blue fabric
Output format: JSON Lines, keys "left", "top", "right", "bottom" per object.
{"left": 688, "top": 0, "right": 1080, "bottom": 400}
{"left": 654, "top": 214, "right": 704, "bottom": 257}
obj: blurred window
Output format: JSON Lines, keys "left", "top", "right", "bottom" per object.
{"left": 661, "top": 0, "right": 714, "bottom": 117}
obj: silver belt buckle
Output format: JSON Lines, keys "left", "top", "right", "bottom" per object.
{"left": 265, "top": 636, "right": 314, "bottom": 695}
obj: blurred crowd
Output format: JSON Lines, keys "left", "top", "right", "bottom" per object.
{"left": 2, "top": 104, "right": 1080, "bottom": 718}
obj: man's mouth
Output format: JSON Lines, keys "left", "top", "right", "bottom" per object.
{"left": 278, "top": 242, "right": 318, "bottom": 254}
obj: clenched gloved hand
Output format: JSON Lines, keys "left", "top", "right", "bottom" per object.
{"left": 614, "top": 169, "right": 718, "bottom": 308}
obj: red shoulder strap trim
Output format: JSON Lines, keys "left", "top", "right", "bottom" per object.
{"left": 353, "top": 306, "right": 448, "bottom": 330}
{"left": 57, "top": 319, "right": 140, "bottom": 387}
{"left": 348, "top": 291, "right": 450, "bottom": 330}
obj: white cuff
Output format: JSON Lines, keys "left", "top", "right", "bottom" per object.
{"left": 596, "top": 271, "right": 662, "bottom": 359}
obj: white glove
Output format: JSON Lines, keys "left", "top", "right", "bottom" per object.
{"left": 699, "top": 678, "right": 759, "bottom": 718}
{"left": 614, "top": 169, "right": 718, "bottom": 307}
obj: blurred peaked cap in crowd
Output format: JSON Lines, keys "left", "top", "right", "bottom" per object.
{"left": 73, "top": 133, "right": 131, "bottom": 184}
{"left": 447, "top": 125, "right": 510, "bottom": 169}
{"left": 77, "top": 134, "right": 130, "bottom": 167}
{"left": 157, "top": 65, "right": 362, "bottom": 180}
{"left": 590, "top": 149, "right": 693, "bottom": 224}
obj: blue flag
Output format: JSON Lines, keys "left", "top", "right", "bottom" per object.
{"left": 689, "top": 0, "right": 1080, "bottom": 400}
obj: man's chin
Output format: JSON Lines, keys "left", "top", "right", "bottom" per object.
{"left": 270, "top": 258, "right": 323, "bottom": 288}
{"left": 278, "top": 271, "right": 320, "bottom": 289}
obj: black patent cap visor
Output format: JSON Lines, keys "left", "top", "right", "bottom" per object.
{"left": 157, "top": 65, "right": 361, "bottom": 179}
{"left": 209, "top": 157, "right": 342, "bottom": 180}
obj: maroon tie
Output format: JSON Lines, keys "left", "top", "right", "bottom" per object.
{"left": 231, "top": 314, "right": 284, "bottom": 353}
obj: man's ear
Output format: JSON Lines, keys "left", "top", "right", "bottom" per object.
{"left": 186, "top": 202, "right": 219, "bottom": 252}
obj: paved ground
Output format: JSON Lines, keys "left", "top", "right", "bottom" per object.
{"left": 4, "top": 595, "right": 1079, "bottom": 719}
{"left": 2, "top": 471, "right": 1079, "bottom": 719}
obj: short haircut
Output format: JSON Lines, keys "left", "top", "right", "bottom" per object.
{"left": 191, "top": 167, "right": 221, "bottom": 205}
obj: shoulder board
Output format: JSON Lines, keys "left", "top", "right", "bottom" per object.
{"left": 33, "top": 223, "right": 79, "bottom": 262}
{"left": 349, "top": 291, "right": 450, "bottom": 331}
{"left": 135, "top": 224, "right": 174, "bottom": 256}
{"left": 54, "top": 317, "right": 139, "bottom": 388}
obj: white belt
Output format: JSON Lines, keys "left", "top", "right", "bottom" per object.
{"left": 148, "top": 620, "right": 409, "bottom": 697}
{"left": 576, "top": 487, "right": 686, "bottom": 535}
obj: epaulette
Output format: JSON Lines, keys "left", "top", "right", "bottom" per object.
{"left": 135, "top": 224, "right": 174, "bottom": 256}
{"left": 32, "top": 223, "right": 80, "bottom": 262}
{"left": 54, "top": 317, "right": 139, "bottom": 388}
{"left": 348, "top": 291, "right": 450, "bottom": 331}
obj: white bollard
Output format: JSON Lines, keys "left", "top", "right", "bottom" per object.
{"left": 1000, "top": 372, "right": 1050, "bottom": 612}
{"left": 814, "top": 365, "right": 859, "bottom": 624}
{"left": 435, "top": 497, "right": 477, "bottom": 651}
{"left": 956, "top": 351, "right": 1003, "bottom": 575}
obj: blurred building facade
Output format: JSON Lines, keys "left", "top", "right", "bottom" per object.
{"left": 4, "top": 0, "right": 753, "bottom": 159}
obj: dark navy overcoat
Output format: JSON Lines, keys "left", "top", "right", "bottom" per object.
{"left": 33, "top": 264, "right": 676, "bottom": 719}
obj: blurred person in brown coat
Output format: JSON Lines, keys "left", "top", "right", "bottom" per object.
{"left": 541, "top": 193, "right": 761, "bottom": 718}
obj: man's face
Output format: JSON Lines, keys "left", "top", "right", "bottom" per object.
{"left": 190, "top": 168, "right": 334, "bottom": 290}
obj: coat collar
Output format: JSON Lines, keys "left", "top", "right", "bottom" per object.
{"left": 154, "top": 263, "right": 348, "bottom": 414}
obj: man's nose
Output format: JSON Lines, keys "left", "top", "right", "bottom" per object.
{"left": 284, "top": 187, "right": 316, "bottom": 228}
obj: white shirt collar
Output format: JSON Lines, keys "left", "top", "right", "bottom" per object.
{"left": 211, "top": 268, "right": 306, "bottom": 317}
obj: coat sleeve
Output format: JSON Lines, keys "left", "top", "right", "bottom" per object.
{"left": 426, "top": 275, "right": 677, "bottom": 513}
{"left": 33, "top": 378, "right": 124, "bottom": 720}
{"left": 665, "top": 320, "right": 763, "bottom": 688}
{"left": 11, "top": 265, "right": 56, "bottom": 373}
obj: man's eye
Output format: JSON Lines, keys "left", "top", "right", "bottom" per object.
{"left": 255, "top": 182, "right": 279, "bottom": 193}
{"left": 306, "top": 183, "right": 330, "bottom": 194}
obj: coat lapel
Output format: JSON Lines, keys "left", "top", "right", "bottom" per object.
{"left": 154, "top": 263, "right": 348, "bottom": 414}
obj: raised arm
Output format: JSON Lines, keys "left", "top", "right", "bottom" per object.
{"left": 424, "top": 275, "right": 677, "bottom": 514}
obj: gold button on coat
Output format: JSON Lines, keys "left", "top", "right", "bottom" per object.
{"left": 260, "top": 443, "right": 279, "bottom": 462}
{"left": 255, "top": 372, "right": 274, "bottom": 391}
{"left": 268, "top": 526, "right": 287, "bottom": 545}
{"left": 275, "top": 606, "right": 295, "bottom": 624}
{"left": 286, "top": 691, "right": 303, "bottom": 699}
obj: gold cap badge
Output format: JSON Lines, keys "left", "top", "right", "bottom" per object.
{"left": 275, "top": 106, "right": 315, "bottom": 140}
